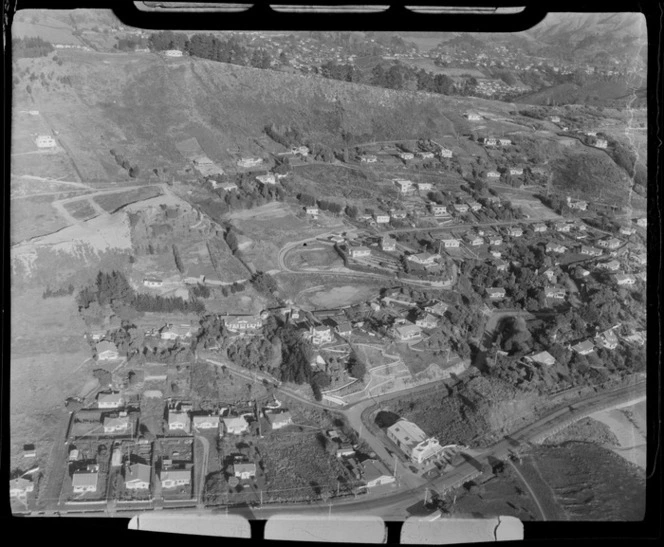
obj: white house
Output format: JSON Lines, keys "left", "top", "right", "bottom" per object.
{"left": 580, "top": 245, "right": 602, "bottom": 257}
{"left": 533, "top": 223, "right": 547, "bottom": 233}
{"left": 417, "top": 151, "right": 435, "bottom": 159}
{"left": 168, "top": 410, "right": 191, "bottom": 433}
{"left": 465, "top": 112, "right": 482, "bottom": 121}
{"left": 526, "top": 351, "right": 556, "bottom": 366}
{"left": 348, "top": 246, "right": 371, "bottom": 258}
{"left": 361, "top": 155, "right": 377, "bottom": 163}
{"left": 222, "top": 416, "right": 249, "bottom": 435}
{"left": 97, "top": 392, "right": 124, "bottom": 409}
{"left": 545, "top": 287, "right": 566, "bottom": 300}
{"left": 415, "top": 313, "right": 438, "bottom": 329}
{"left": 374, "top": 213, "right": 391, "bottom": 224}
{"left": 399, "top": 152, "right": 414, "bottom": 161}
{"left": 407, "top": 252, "right": 440, "bottom": 265}
{"left": 266, "top": 411, "right": 293, "bottom": 430}
{"left": 424, "top": 302, "right": 448, "bottom": 317}
{"left": 387, "top": 419, "right": 443, "bottom": 464}
{"left": 305, "top": 206, "right": 319, "bottom": 216}
{"left": 614, "top": 273, "right": 636, "bottom": 286}
{"left": 392, "top": 323, "right": 422, "bottom": 342}
{"left": 394, "top": 179, "right": 414, "bottom": 193}
{"left": 486, "top": 287, "right": 506, "bottom": 299}
{"left": 593, "top": 138, "right": 608, "bottom": 149}
{"left": 193, "top": 415, "right": 220, "bottom": 430}
{"left": 546, "top": 241, "right": 567, "bottom": 254}
{"left": 237, "top": 157, "right": 263, "bottom": 168}
{"left": 498, "top": 138, "right": 512, "bottom": 146}
{"left": 555, "top": 222, "right": 572, "bottom": 233}
{"left": 381, "top": 237, "right": 396, "bottom": 252}
{"left": 164, "top": 49, "right": 183, "bottom": 57}
{"left": 223, "top": 315, "right": 263, "bottom": 333}
{"left": 361, "top": 460, "right": 396, "bottom": 489}
{"left": 143, "top": 277, "right": 163, "bottom": 288}
{"left": 452, "top": 203, "right": 469, "bottom": 214}
{"left": 96, "top": 341, "right": 119, "bottom": 361}
{"left": 570, "top": 340, "right": 594, "bottom": 355}
{"left": 481, "top": 137, "right": 498, "bottom": 146}
{"left": 256, "top": 173, "right": 276, "bottom": 185}
{"left": 486, "top": 171, "right": 500, "bottom": 179}
{"left": 9, "top": 477, "right": 34, "bottom": 498}
{"left": 310, "top": 325, "right": 333, "bottom": 346}
{"left": 595, "top": 329, "right": 619, "bottom": 350}
{"left": 438, "top": 147, "right": 453, "bottom": 158}
{"left": 507, "top": 227, "right": 523, "bottom": 237}
{"left": 417, "top": 182, "right": 433, "bottom": 192}
{"left": 509, "top": 167, "right": 523, "bottom": 176}
{"left": 72, "top": 471, "right": 98, "bottom": 493}
{"left": 160, "top": 469, "right": 191, "bottom": 489}
{"left": 598, "top": 260, "right": 621, "bottom": 272}
{"left": 217, "top": 181, "right": 238, "bottom": 192}
{"left": 636, "top": 217, "right": 647, "bottom": 228}
{"left": 125, "top": 463, "right": 151, "bottom": 490}
{"left": 549, "top": 116, "right": 561, "bottom": 123}
{"left": 35, "top": 135, "right": 56, "bottom": 148}
{"left": 233, "top": 462, "right": 257, "bottom": 480}
{"left": 103, "top": 415, "right": 130, "bottom": 434}
{"left": 619, "top": 226, "right": 635, "bottom": 236}
{"left": 439, "top": 237, "right": 460, "bottom": 248}
{"left": 430, "top": 204, "right": 447, "bottom": 216}
{"left": 465, "top": 234, "right": 484, "bottom": 246}
{"left": 597, "top": 238, "right": 622, "bottom": 250}
{"left": 487, "top": 235, "right": 503, "bottom": 246}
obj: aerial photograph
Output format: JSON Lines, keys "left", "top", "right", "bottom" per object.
{"left": 10, "top": 7, "right": 648, "bottom": 524}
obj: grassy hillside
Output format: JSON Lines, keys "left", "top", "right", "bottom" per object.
{"left": 516, "top": 79, "right": 647, "bottom": 109}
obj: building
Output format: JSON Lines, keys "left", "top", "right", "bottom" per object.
{"left": 237, "top": 157, "right": 263, "bottom": 168}
{"left": 256, "top": 173, "right": 276, "bottom": 185}
{"left": 374, "top": 214, "right": 391, "bottom": 224}
{"left": 580, "top": 245, "right": 602, "bottom": 257}
{"left": 567, "top": 197, "right": 588, "bottom": 211}
{"left": 234, "top": 463, "right": 257, "bottom": 480}
{"left": 438, "top": 148, "right": 453, "bottom": 158}
{"left": 266, "top": 411, "right": 293, "bottom": 430}
{"left": 465, "top": 234, "right": 484, "bottom": 247}
{"left": 636, "top": 217, "right": 647, "bottom": 228}
{"left": 619, "top": 226, "right": 635, "bottom": 236}
{"left": 394, "top": 179, "right": 414, "bottom": 193}
{"left": 598, "top": 260, "right": 621, "bottom": 272}
{"left": 390, "top": 210, "right": 407, "bottom": 220}
{"left": 495, "top": 260, "right": 508, "bottom": 272}
{"left": 361, "top": 460, "right": 396, "bottom": 488}
{"left": 614, "top": 273, "right": 636, "bottom": 286}
{"left": 361, "top": 155, "right": 377, "bottom": 163}
{"left": 291, "top": 146, "right": 309, "bottom": 156}
{"left": 305, "top": 206, "right": 319, "bottom": 216}
{"left": 97, "top": 392, "right": 124, "bottom": 409}
{"left": 417, "top": 151, "right": 435, "bottom": 159}
{"left": 349, "top": 246, "right": 371, "bottom": 259}
{"left": 545, "top": 287, "right": 566, "bottom": 300}
{"left": 439, "top": 237, "right": 460, "bottom": 248}
{"left": 103, "top": 415, "right": 130, "bottom": 434}
{"left": 407, "top": 252, "right": 440, "bottom": 265}
{"left": 417, "top": 182, "right": 433, "bottom": 192}
{"left": 622, "top": 331, "right": 646, "bottom": 346}
{"left": 593, "top": 138, "right": 608, "bottom": 149}
{"left": 415, "top": 313, "right": 438, "bottom": 329}
{"left": 480, "top": 137, "right": 498, "bottom": 146}
{"left": 429, "top": 204, "right": 447, "bottom": 217}
{"left": 549, "top": 116, "right": 561, "bottom": 123}
{"left": 168, "top": 410, "right": 191, "bottom": 433}
{"left": 507, "top": 227, "right": 523, "bottom": 237}
{"left": 392, "top": 323, "right": 422, "bottom": 342}
{"left": 533, "top": 223, "right": 547, "bottom": 233}
{"left": 222, "top": 416, "right": 249, "bottom": 435}
{"left": 193, "top": 415, "right": 220, "bottom": 430}
{"left": 466, "top": 200, "right": 482, "bottom": 212}
{"left": 486, "top": 287, "right": 506, "bottom": 299}
{"left": 386, "top": 419, "right": 443, "bottom": 465}
{"left": 555, "top": 222, "right": 572, "bottom": 233}
{"left": 164, "top": 49, "right": 183, "bottom": 57}
{"left": 546, "top": 242, "right": 567, "bottom": 254}
{"left": 571, "top": 340, "right": 595, "bottom": 355}
{"left": 509, "top": 167, "right": 523, "bottom": 176}
{"left": 96, "top": 341, "right": 119, "bottom": 361}
{"left": 575, "top": 267, "right": 591, "bottom": 278}
{"left": 595, "top": 329, "right": 619, "bottom": 350}
{"left": 381, "top": 237, "right": 396, "bottom": 252}
{"left": 72, "top": 471, "right": 98, "bottom": 493}
{"left": 498, "top": 138, "right": 512, "bottom": 146}
{"left": 486, "top": 171, "right": 500, "bottom": 179}
{"left": 143, "top": 277, "right": 163, "bottom": 288}
{"left": 10, "top": 477, "right": 34, "bottom": 498}
{"left": 35, "top": 135, "right": 56, "bottom": 148}
{"left": 218, "top": 182, "right": 238, "bottom": 192}
{"left": 160, "top": 469, "right": 191, "bottom": 489}
{"left": 542, "top": 268, "right": 556, "bottom": 282}
{"left": 597, "top": 238, "right": 622, "bottom": 250}
{"left": 125, "top": 463, "right": 151, "bottom": 490}
{"left": 335, "top": 321, "right": 353, "bottom": 337}
{"left": 160, "top": 324, "right": 194, "bottom": 341}
{"left": 452, "top": 203, "right": 469, "bottom": 214}
{"left": 310, "top": 325, "right": 333, "bottom": 346}
{"left": 399, "top": 152, "right": 415, "bottom": 161}
{"left": 465, "top": 112, "right": 482, "bottom": 121}
{"left": 424, "top": 302, "right": 448, "bottom": 317}
{"left": 526, "top": 351, "right": 556, "bottom": 366}
{"left": 487, "top": 235, "right": 503, "bottom": 246}
{"left": 223, "top": 315, "right": 262, "bottom": 333}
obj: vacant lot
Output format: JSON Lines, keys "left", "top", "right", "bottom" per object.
{"left": 302, "top": 283, "right": 382, "bottom": 309}
{"left": 293, "top": 163, "right": 382, "bottom": 201}
{"left": 63, "top": 198, "right": 97, "bottom": 220}
{"left": 11, "top": 194, "right": 70, "bottom": 243}
{"left": 285, "top": 245, "right": 342, "bottom": 271}
{"left": 94, "top": 186, "right": 163, "bottom": 213}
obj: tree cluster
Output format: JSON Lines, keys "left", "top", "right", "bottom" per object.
{"left": 13, "top": 36, "right": 54, "bottom": 58}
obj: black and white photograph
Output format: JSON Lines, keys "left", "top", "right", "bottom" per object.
{"left": 8, "top": 3, "right": 651, "bottom": 530}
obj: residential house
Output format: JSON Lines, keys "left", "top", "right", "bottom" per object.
{"left": 546, "top": 241, "right": 567, "bottom": 254}
{"left": 223, "top": 315, "right": 263, "bottom": 333}
{"left": 256, "top": 173, "right": 276, "bottom": 185}
{"left": 310, "top": 325, "right": 333, "bottom": 345}
{"left": 233, "top": 463, "right": 257, "bottom": 480}
{"left": 575, "top": 267, "right": 591, "bottom": 278}
{"left": 452, "top": 203, "right": 469, "bottom": 214}
{"left": 466, "top": 200, "right": 482, "bottom": 212}
{"left": 291, "top": 146, "right": 309, "bottom": 156}
{"left": 160, "top": 324, "right": 194, "bottom": 341}
{"left": 593, "top": 138, "right": 608, "bottom": 149}
{"left": 348, "top": 246, "right": 371, "bottom": 259}
{"left": 570, "top": 340, "right": 595, "bottom": 355}
{"left": 595, "top": 329, "right": 619, "bottom": 350}
{"left": 465, "top": 112, "right": 482, "bottom": 121}
{"left": 486, "top": 287, "right": 506, "bottom": 299}
{"left": 429, "top": 204, "right": 447, "bottom": 217}
{"left": 614, "top": 273, "right": 636, "bottom": 286}
{"left": 399, "top": 152, "right": 415, "bottom": 161}
{"left": 193, "top": 415, "right": 220, "bottom": 431}
{"left": 237, "top": 157, "right": 263, "bottom": 168}
{"left": 35, "top": 135, "right": 56, "bottom": 148}
{"left": 381, "top": 237, "right": 397, "bottom": 252}
{"left": 549, "top": 116, "right": 561, "bottom": 123}
{"left": 597, "top": 238, "right": 622, "bottom": 250}
{"left": 125, "top": 463, "right": 151, "bottom": 490}
{"left": 160, "top": 469, "right": 191, "bottom": 489}
{"left": 305, "top": 206, "right": 319, "bottom": 216}
{"left": 361, "top": 460, "right": 396, "bottom": 489}
{"left": 143, "top": 277, "right": 163, "bottom": 288}
{"left": 217, "top": 181, "right": 238, "bottom": 192}
{"left": 542, "top": 268, "right": 556, "bottom": 282}
{"left": 164, "top": 49, "right": 183, "bottom": 57}
{"left": 335, "top": 321, "right": 353, "bottom": 337}
{"left": 490, "top": 250, "right": 502, "bottom": 259}
{"left": 266, "top": 411, "right": 293, "bottom": 430}
{"left": 480, "top": 137, "right": 498, "bottom": 146}
{"left": 495, "top": 260, "right": 508, "bottom": 272}
{"left": 636, "top": 217, "right": 647, "bottom": 228}
{"left": 415, "top": 313, "right": 438, "bottom": 329}
{"left": 407, "top": 252, "right": 440, "bottom": 265}
{"left": 545, "top": 287, "right": 566, "bottom": 300}
{"left": 485, "top": 195, "right": 501, "bottom": 206}
{"left": 97, "top": 392, "right": 124, "bottom": 409}
{"left": 417, "top": 151, "right": 435, "bottom": 159}
{"left": 168, "top": 409, "right": 191, "bottom": 434}
{"left": 103, "top": 415, "right": 130, "bottom": 434}
{"left": 439, "top": 237, "right": 460, "bottom": 248}
{"left": 498, "top": 138, "right": 512, "bottom": 146}
{"left": 619, "top": 226, "right": 635, "bottom": 236}
{"left": 336, "top": 444, "right": 356, "bottom": 458}
{"left": 486, "top": 171, "right": 500, "bottom": 179}
{"left": 9, "top": 477, "right": 34, "bottom": 498}
{"left": 392, "top": 323, "right": 423, "bottom": 342}
{"left": 465, "top": 234, "right": 484, "bottom": 246}
{"left": 390, "top": 210, "right": 407, "bottom": 220}
{"left": 222, "top": 416, "right": 249, "bottom": 435}
{"left": 526, "top": 351, "right": 556, "bottom": 366}
{"left": 424, "top": 302, "right": 448, "bottom": 317}
{"left": 72, "top": 470, "right": 98, "bottom": 493}
{"left": 438, "top": 147, "right": 453, "bottom": 158}
{"left": 360, "top": 155, "right": 377, "bottom": 163}
{"left": 387, "top": 419, "right": 443, "bottom": 464}
{"left": 598, "top": 260, "right": 621, "bottom": 272}
{"left": 417, "top": 182, "right": 433, "bottom": 192}
{"left": 509, "top": 167, "right": 523, "bottom": 176}
{"left": 507, "top": 226, "right": 523, "bottom": 238}
{"left": 487, "top": 235, "right": 503, "bottom": 246}
{"left": 621, "top": 331, "right": 646, "bottom": 346}
{"left": 96, "top": 341, "right": 119, "bottom": 361}
{"left": 374, "top": 213, "right": 391, "bottom": 224}
{"left": 533, "top": 223, "right": 547, "bottom": 233}
{"left": 580, "top": 245, "right": 602, "bottom": 257}
{"left": 567, "top": 197, "right": 588, "bottom": 211}
{"left": 394, "top": 179, "right": 414, "bottom": 193}
{"left": 555, "top": 222, "right": 572, "bottom": 233}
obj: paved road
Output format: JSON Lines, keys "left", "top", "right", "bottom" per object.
{"left": 507, "top": 459, "right": 547, "bottom": 521}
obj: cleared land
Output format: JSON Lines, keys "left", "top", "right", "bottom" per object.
{"left": 11, "top": 194, "right": 71, "bottom": 243}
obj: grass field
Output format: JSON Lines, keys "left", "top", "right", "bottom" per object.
{"left": 63, "top": 198, "right": 97, "bottom": 220}
{"left": 285, "top": 245, "right": 342, "bottom": 271}
{"left": 93, "top": 186, "right": 163, "bottom": 213}
{"left": 11, "top": 194, "right": 70, "bottom": 243}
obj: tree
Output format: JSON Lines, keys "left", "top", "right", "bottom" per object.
{"left": 347, "top": 353, "right": 367, "bottom": 380}
{"left": 172, "top": 244, "right": 184, "bottom": 273}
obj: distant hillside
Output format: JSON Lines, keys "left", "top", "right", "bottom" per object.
{"left": 515, "top": 79, "right": 646, "bottom": 108}
{"left": 524, "top": 12, "right": 646, "bottom": 45}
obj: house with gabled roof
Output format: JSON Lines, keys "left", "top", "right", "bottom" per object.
{"left": 407, "top": 252, "right": 440, "bottom": 265}
{"left": 348, "top": 246, "right": 371, "bottom": 259}
{"left": 545, "top": 287, "right": 566, "bottom": 300}
{"left": 525, "top": 351, "right": 556, "bottom": 366}
{"left": 598, "top": 260, "right": 621, "bottom": 272}
{"left": 533, "top": 223, "right": 547, "bottom": 233}
{"left": 72, "top": 470, "right": 98, "bottom": 493}
{"left": 233, "top": 462, "right": 257, "bottom": 480}
{"left": 381, "top": 237, "right": 397, "bottom": 252}
{"left": 97, "top": 392, "right": 124, "bottom": 409}
{"left": 391, "top": 323, "right": 422, "bottom": 342}
{"left": 415, "top": 313, "right": 438, "bottom": 330}
{"left": 168, "top": 409, "right": 191, "bottom": 433}
{"left": 10, "top": 477, "right": 34, "bottom": 498}
{"left": 103, "top": 415, "right": 130, "bottom": 434}
{"left": 417, "top": 182, "right": 433, "bottom": 192}
{"left": 486, "top": 287, "right": 506, "bottom": 299}
{"left": 597, "top": 238, "right": 621, "bottom": 250}
{"left": 96, "top": 341, "right": 119, "bottom": 361}
{"left": 439, "top": 237, "right": 460, "bottom": 248}
{"left": 570, "top": 340, "right": 595, "bottom": 355}
{"left": 507, "top": 226, "right": 523, "bottom": 238}
{"left": 361, "top": 459, "right": 396, "bottom": 489}
{"left": 374, "top": 213, "right": 391, "bottom": 224}
{"left": 160, "top": 469, "right": 191, "bottom": 489}
{"left": 222, "top": 416, "right": 249, "bottom": 435}
{"left": 423, "top": 301, "right": 448, "bottom": 317}
{"left": 546, "top": 241, "right": 567, "bottom": 254}
{"left": 193, "top": 415, "right": 220, "bottom": 430}
{"left": 452, "top": 203, "right": 469, "bottom": 214}
{"left": 580, "top": 245, "right": 602, "bottom": 257}
{"left": 125, "top": 463, "right": 151, "bottom": 490}
{"left": 614, "top": 273, "right": 636, "bottom": 286}
{"left": 595, "top": 329, "right": 619, "bottom": 350}
{"left": 266, "top": 411, "right": 293, "bottom": 430}
{"left": 429, "top": 204, "right": 447, "bottom": 217}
